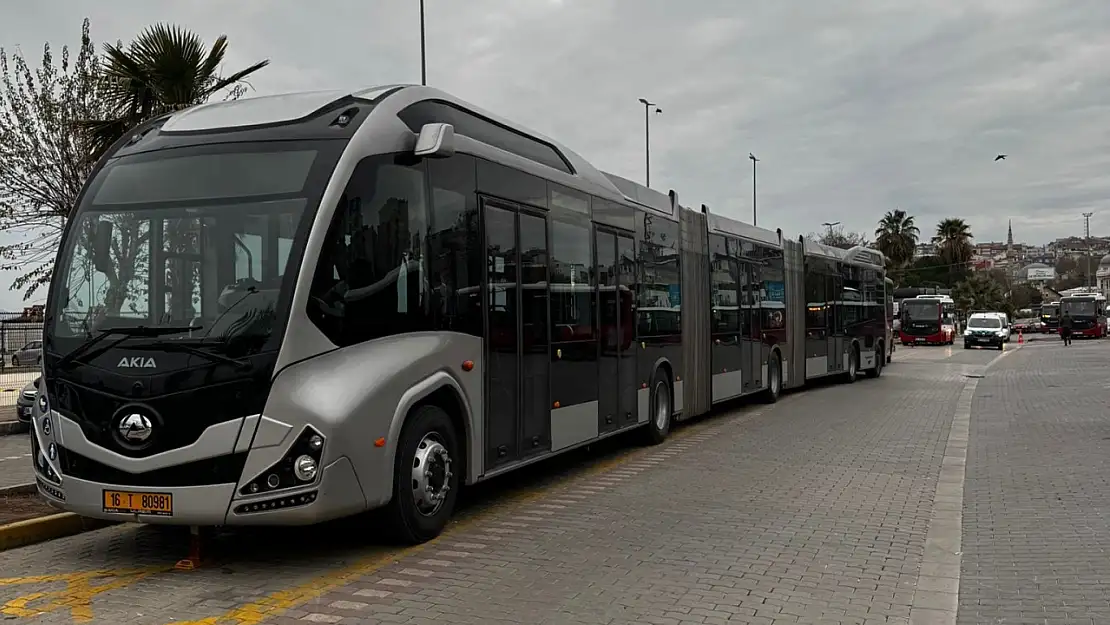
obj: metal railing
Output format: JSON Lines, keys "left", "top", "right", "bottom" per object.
{"left": 0, "top": 313, "right": 43, "bottom": 411}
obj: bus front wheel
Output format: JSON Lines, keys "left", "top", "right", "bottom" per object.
{"left": 383, "top": 404, "right": 461, "bottom": 545}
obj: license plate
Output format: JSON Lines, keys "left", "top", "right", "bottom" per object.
{"left": 915, "top": 338, "right": 925, "bottom": 343}
{"left": 102, "top": 490, "right": 173, "bottom": 516}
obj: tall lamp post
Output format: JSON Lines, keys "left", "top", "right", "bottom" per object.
{"left": 638, "top": 98, "right": 661, "bottom": 187}
{"left": 1083, "top": 211, "right": 1094, "bottom": 288}
{"left": 822, "top": 221, "right": 841, "bottom": 240}
{"left": 419, "top": 0, "right": 427, "bottom": 85}
{"left": 749, "top": 153, "right": 760, "bottom": 226}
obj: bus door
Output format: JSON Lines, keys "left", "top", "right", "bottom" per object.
{"left": 482, "top": 200, "right": 551, "bottom": 471}
{"left": 595, "top": 227, "right": 637, "bottom": 434}
{"left": 827, "top": 271, "right": 845, "bottom": 373}
{"left": 740, "top": 261, "right": 762, "bottom": 392}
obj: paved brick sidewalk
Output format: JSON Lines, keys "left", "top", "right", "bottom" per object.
{"left": 0, "top": 432, "right": 32, "bottom": 490}
{"left": 0, "top": 348, "right": 1002, "bottom": 624}
{"left": 959, "top": 339, "right": 1110, "bottom": 625}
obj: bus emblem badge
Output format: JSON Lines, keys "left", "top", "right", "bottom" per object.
{"left": 118, "top": 413, "right": 153, "bottom": 443}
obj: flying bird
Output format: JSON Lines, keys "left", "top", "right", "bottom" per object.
{"left": 994, "top": 154, "right": 1007, "bottom": 161}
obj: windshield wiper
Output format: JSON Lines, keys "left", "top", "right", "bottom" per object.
{"left": 54, "top": 325, "right": 202, "bottom": 370}
{"left": 126, "top": 341, "right": 251, "bottom": 371}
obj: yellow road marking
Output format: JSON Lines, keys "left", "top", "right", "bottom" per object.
{"left": 1, "top": 567, "right": 168, "bottom": 622}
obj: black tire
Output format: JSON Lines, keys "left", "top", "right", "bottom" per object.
{"left": 382, "top": 404, "right": 461, "bottom": 545}
{"left": 11, "top": 356, "right": 19, "bottom": 367}
{"left": 866, "top": 344, "right": 883, "bottom": 378}
{"left": 845, "top": 346, "right": 859, "bottom": 383}
{"left": 642, "top": 369, "right": 673, "bottom": 445}
{"left": 963, "top": 342, "right": 970, "bottom": 349}
{"left": 762, "top": 352, "right": 782, "bottom": 403}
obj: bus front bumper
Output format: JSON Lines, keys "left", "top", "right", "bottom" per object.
{"left": 31, "top": 415, "right": 367, "bottom": 526}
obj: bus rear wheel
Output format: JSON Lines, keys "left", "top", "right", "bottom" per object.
{"left": 866, "top": 344, "right": 883, "bottom": 378}
{"left": 642, "top": 370, "right": 673, "bottom": 445}
{"left": 762, "top": 353, "right": 782, "bottom": 403}
{"left": 383, "top": 404, "right": 461, "bottom": 545}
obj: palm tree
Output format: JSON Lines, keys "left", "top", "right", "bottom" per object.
{"left": 932, "top": 218, "right": 974, "bottom": 285}
{"left": 85, "top": 24, "right": 269, "bottom": 156}
{"left": 874, "top": 210, "right": 919, "bottom": 271}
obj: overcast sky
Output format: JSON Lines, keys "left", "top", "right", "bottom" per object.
{"left": 3, "top": 0, "right": 1110, "bottom": 309}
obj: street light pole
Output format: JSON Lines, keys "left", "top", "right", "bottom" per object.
{"left": 821, "top": 221, "right": 841, "bottom": 240}
{"left": 1083, "top": 211, "right": 1094, "bottom": 288}
{"left": 419, "top": 0, "right": 427, "bottom": 86}
{"left": 638, "top": 98, "right": 661, "bottom": 187}
{"left": 749, "top": 153, "right": 759, "bottom": 226}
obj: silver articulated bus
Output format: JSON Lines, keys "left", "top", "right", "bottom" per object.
{"left": 32, "top": 85, "right": 888, "bottom": 543}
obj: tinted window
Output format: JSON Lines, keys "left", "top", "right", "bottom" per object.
{"left": 399, "top": 101, "right": 572, "bottom": 174}
{"left": 550, "top": 217, "right": 594, "bottom": 342}
{"left": 94, "top": 149, "right": 319, "bottom": 205}
{"left": 805, "top": 259, "right": 828, "bottom": 330}
{"left": 637, "top": 213, "right": 681, "bottom": 336}
{"left": 427, "top": 155, "right": 481, "bottom": 334}
{"left": 760, "top": 246, "right": 786, "bottom": 330}
{"left": 476, "top": 159, "right": 547, "bottom": 209}
{"left": 710, "top": 235, "right": 738, "bottom": 333}
{"left": 307, "top": 154, "right": 431, "bottom": 346}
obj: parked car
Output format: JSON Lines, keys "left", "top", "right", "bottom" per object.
{"left": 15, "top": 376, "right": 39, "bottom": 429}
{"left": 11, "top": 340, "right": 42, "bottom": 367}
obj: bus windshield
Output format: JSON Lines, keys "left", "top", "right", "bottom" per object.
{"left": 1042, "top": 304, "right": 1059, "bottom": 318}
{"left": 903, "top": 300, "right": 939, "bottom": 321}
{"left": 1062, "top": 300, "right": 1098, "bottom": 318}
{"left": 48, "top": 142, "right": 335, "bottom": 357}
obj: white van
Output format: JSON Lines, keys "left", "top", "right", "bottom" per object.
{"left": 987, "top": 312, "right": 1011, "bottom": 342}
{"left": 964, "top": 313, "right": 1008, "bottom": 350}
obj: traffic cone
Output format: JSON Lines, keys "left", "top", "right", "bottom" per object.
{"left": 1018, "top": 329, "right": 1023, "bottom": 344}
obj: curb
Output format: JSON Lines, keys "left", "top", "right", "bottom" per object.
{"left": 0, "top": 420, "right": 26, "bottom": 436}
{"left": 0, "top": 511, "right": 117, "bottom": 553}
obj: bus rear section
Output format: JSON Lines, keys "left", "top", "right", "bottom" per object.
{"left": 1060, "top": 294, "right": 1107, "bottom": 338}
{"left": 1040, "top": 302, "right": 1060, "bottom": 333}
{"left": 899, "top": 298, "right": 953, "bottom": 345}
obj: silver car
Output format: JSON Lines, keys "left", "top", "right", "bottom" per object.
{"left": 11, "top": 340, "right": 42, "bottom": 367}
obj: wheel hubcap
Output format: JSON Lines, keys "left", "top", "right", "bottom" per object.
{"left": 653, "top": 382, "right": 670, "bottom": 430}
{"left": 411, "top": 434, "right": 453, "bottom": 516}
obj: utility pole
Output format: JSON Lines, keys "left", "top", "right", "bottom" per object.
{"left": 638, "top": 98, "right": 661, "bottom": 187}
{"left": 749, "top": 153, "right": 759, "bottom": 226}
{"left": 1083, "top": 211, "right": 1094, "bottom": 288}
{"left": 419, "top": 0, "right": 427, "bottom": 85}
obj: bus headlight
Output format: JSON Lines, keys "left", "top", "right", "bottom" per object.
{"left": 38, "top": 393, "right": 48, "bottom": 414}
{"left": 294, "top": 455, "right": 318, "bottom": 482}
{"left": 240, "top": 426, "right": 326, "bottom": 495}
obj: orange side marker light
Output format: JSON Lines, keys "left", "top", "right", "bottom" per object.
{"left": 374, "top": 437, "right": 386, "bottom": 447}
{"left": 462, "top": 360, "right": 474, "bottom": 371}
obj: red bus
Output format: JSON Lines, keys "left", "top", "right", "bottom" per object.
{"left": 899, "top": 296, "right": 957, "bottom": 345}
{"left": 1060, "top": 293, "right": 1107, "bottom": 339}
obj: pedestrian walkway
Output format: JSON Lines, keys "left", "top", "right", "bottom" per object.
{"left": 959, "top": 338, "right": 1110, "bottom": 624}
{"left": 0, "top": 433, "right": 32, "bottom": 490}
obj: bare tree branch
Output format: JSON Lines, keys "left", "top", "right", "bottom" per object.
{"left": 0, "top": 18, "right": 111, "bottom": 300}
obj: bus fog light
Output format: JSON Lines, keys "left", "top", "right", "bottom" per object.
{"left": 294, "top": 455, "right": 318, "bottom": 482}
{"left": 266, "top": 474, "right": 280, "bottom": 489}
{"left": 38, "top": 393, "right": 48, "bottom": 414}
{"left": 48, "top": 443, "right": 57, "bottom": 461}
{"left": 308, "top": 434, "right": 324, "bottom": 452}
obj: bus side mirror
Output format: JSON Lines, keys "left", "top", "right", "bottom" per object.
{"left": 413, "top": 123, "right": 456, "bottom": 158}
{"left": 92, "top": 220, "right": 114, "bottom": 274}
